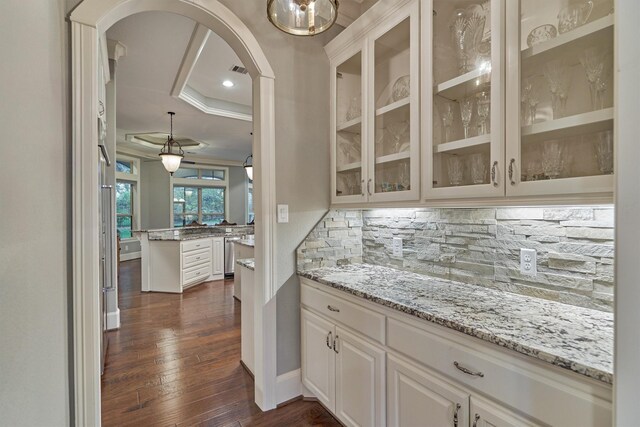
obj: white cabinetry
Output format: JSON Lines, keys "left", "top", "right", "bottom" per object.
{"left": 301, "top": 308, "right": 386, "bottom": 426}
{"left": 211, "top": 237, "right": 224, "bottom": 277}
{"left": 300, "top": 277, "right": 612, "bottom": 427}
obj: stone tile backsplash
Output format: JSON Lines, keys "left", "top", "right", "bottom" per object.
{"left": 297, "top": 207, "right": 615, "bottom": 312}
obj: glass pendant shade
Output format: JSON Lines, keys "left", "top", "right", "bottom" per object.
{"left": 245, "top": 165, "right": 254, "bottom": 181}
{"left": 267, "top": 0, "right": 338, "bottom": 36}
{"left": 160, "top": 153, "right": 183, "bottom": 174}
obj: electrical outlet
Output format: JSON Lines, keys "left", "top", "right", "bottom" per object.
{"left": 520, "top": 248, "right": 537, "bottom": 276}
{"left": 392, "top": 237, "right": 403, "bottom": 257}
{"left": 124, "top": 244, "right": 129, "bottom": 251}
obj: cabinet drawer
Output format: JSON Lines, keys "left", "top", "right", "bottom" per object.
{"left": 301, "top": 282, "right": 385, "bottom": 344}
{"left": 182, "top": 248, "right": 210, "bottom": 268}
{"left": 182, "top": 239, "right": 211, "bottom": 253}
{"left": 387, "top": 317, "right": 611, "bottom": 427}
{"left": 182, "top": 263, "right": 211, "bottom": 286}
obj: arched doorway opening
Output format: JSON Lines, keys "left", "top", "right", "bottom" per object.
{"left": 69, "top": 1, "right": 278, "bottom": 424}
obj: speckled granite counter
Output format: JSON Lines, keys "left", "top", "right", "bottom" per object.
{"left": 235, "top": 238, "right": 255, "bottom": 248}
{"left": 299, "top": 264, "right": 613, "bottom": 384}
{"left": 135, "top": 225, "right": 254, "bottom": 241}
{"left": 237, "top": 258, "right": 255, "bottom": 271}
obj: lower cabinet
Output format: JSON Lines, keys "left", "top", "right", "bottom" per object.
{"left": 470, "top": 396, "right": 538, "bottom": 427}
{"left": 211, "top": 237, "right": 224, "bottom": 277}
{"left": 301, "top": 308, "right": 386, "bottom": 427}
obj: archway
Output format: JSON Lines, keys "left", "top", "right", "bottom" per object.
{"left": 69, "top": 1, "right": 278, "bottom": 424}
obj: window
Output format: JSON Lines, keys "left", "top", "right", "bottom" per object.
{"left": 173, "top": 167, "right": 225, "bottom": 180}
{"left": 173, "top": 186, "right": 225, "bottom": 227}
{"left": 116, "top": 182, "right": 133, "bottom": 239}
{"left": 116, "top": 160, "right": 132, "bottom": 174}
{"left": 247, "top": 183, "right": 254, "bottom": 223}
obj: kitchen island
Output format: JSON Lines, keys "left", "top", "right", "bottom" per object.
{"left": 135, "top": 225, "right": 253, "bottom": 293}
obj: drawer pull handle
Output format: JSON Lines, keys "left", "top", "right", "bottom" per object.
{"left": 454, "top": 361, "right": 484, "bottom": 377}
{"left": 326, "top": 331, "right": 332, "bottom": 349}
{"left": 327, "top": 305, "right": 340, "bottom": 313}
{"left": 453, "top": 403, "right": 461, "bottom": 427}
{"left": 333, "top": 335, "right": 339, "bottom": 354}
{"left": 473, "top": 414, "right": 480, "bottom": 427}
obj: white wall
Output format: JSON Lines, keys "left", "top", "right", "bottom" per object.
{"left": 140, "top": 159, "right": 171, "bottom": 229}
{"left": 614, "top": 0, "right": 640, "bottom": 424}
{"left": 228, "top": 166, "right": 249, "bottom": 225}
{"left": 0, "top": 0, "right": 71, "bottom": 425}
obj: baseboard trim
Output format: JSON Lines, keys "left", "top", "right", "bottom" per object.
{"left": 240, "top": 360, "right": 254, "bottom": 379}
{"left": 106, "top": 308, "right": 120, "bottom": 330}
{"left": 276, "top": 369, "right": 302, "bottom": 405}
{"left": 120, "top": 251, "right": 141, "bottom": 261}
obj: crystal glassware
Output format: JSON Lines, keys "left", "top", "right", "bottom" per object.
{"left": 397, "top": 162, "right": 410, "bottom": 190}
{"left": 470, "top": 153, "right": 487, "bottom": 184}
{"left": 527, "top": 24, "right": 557, "bottom": 48}
{"left": 521, "top": 78, "right": 532, "bottom": 125}
{"left": 580, "top": 46, "right": 606, "bottom": 110}
{"left": 391, "top": 75, "right": 410, "bottom": 102}
{"left": 449, "top": 6, "right": 486, "bottom": 74}
{"left": 460, "top": 97, "right": 475, "bottom": 139}
{"left": 448, "top": 155, "right": 465, "bottom": 186}
{"left": 386, "top": 121, "right": 409, "bottom": 154}
{"left": 440, "top": 102, "right": 454, "bottom": 142}
{"left": 476, "top": 91, "right": 490, "bottom": 135}
{"left": 541, "top": 140, "right": 564, "bottom": 179}
{"left": 544, "top": 59, "right": 571, "bottom": 119}
{"left": 595, "top": 53, "right": 613, "bottom": 110}
{"left": 595, "top": 130, "right": 614, "bottom": 174}
{"left": 526, "top": 159, "right": 543, "bottom": 182}
{"left": 526, "top": 77, "right": 540, "bottom": 125}
{"left": 345, "top": 96, "right": 361, "bottom": 121}
{"left": 558, "top": 1, "right": 593, "bottom": 34}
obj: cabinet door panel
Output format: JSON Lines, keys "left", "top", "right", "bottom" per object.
{"left": 387, "top": 353, "right": 469, "bottom": 427}
{"left": 335, "top": 327, "right": 386, "bottom": 427}
{"left": 470, "top": 395, "right": 541, "bottom": 427}
{"left": 301, "top": 309, "right": 335, "bottom": 411}
{"left": 212, "top": 237, "right": 224, "bottom": 275}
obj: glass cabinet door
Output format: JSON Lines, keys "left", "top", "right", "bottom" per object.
{"left": 425, "top": 0, "right": 504, "bottom": 199}
{"left": 332, "top": 47, "right": 366, "bottom": 203}
{"left": 369, "top": 0, "right": 420, "bottom": 202}
{"left": 506, "top": 0, "right": 614, "bottom": 196}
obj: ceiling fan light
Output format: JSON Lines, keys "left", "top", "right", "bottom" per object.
{"left": 267, "top": 0, "right": 339, "bottom": 36}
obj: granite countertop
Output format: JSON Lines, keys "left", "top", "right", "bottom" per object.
{"left": 299, "top": 264, "right": 613, "bottom": 384}
{"left": 136, "top": 225, "right": 254, "bottom": 241}
{"left": 237, "top": 258, "right": 255, "bottom": 271}
{"left": 235, "top": 238, "right": 255, "bottom": 248}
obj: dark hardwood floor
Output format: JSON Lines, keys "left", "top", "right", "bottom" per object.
{"left": 102, "top": 259, "right": 340, "bottom": 426}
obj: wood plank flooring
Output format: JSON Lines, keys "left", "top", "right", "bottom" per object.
{"left": 102, "top": 260, "right": 340, "bottom": 426}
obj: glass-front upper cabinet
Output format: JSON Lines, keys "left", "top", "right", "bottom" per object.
{"left": 369, "top": 0, "right": 420, "bottom": 202}
{"left": 505, "top": 0, "right": 614, "bottom": 196}
{"left": 424, "top": 0, "right": 505, "bottom": 199}
{"left": 332, "top": 45, "right": 366, "bottom": 204}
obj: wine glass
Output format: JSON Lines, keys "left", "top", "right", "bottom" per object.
{"left": 439, "top": 102, "right": 454, "bottom": 142}
{"left": 386, "top": 121, "right": 409, "bottom": 154}
{"left": 397, "top": 162, "right": 410, "bottom": 190}
{"left": 460, "top": 97, "right": 474, "bottom": 139}
{"left": 580, "top": 46, "right": 606, "bottom": 110}
{"left": 521, "top": 79, "right": 532, "bottom": 125}
{"left": 470, "top": 153, "right": 487, "bottom": 184}
{"left": 526, "top": 77, "right": 540, "bottom": 125}
{"left": 541, "top": 141, "right": 564, "bottom": 179}
{"left": 544, "top": 59, "right": 571, "bottom": 119}
{"left": 448, "top": 155, "right": 464, "bottom": 186}
{"left": 595, "top": 130, "right": 614, "bottom": 175}
{"left": 595, "top": 53, "right": 613, "bottom": 110}
{"left": 476, "top": 91, "right": 490, "bottom": 135}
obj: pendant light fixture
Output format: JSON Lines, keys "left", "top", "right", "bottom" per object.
{"left": 159, "top": 112, "right": 184, "bottom": 175}
{"left": 243, "top": 154, "right": 254, "bottom": 181}
{"left": 267, "top": 0, "right": 339, "bottom": 36}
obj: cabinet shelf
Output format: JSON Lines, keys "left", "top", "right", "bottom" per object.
{"left": 337, "top": 117, "right": 362, "bottom": 133}
{"left": 521, "top": 16, "right": 614, "bottom": 66}
{"left": 376, "top": 97, "right": 410, "bottom": 117}
{"left": 522, "top": 108, "right": 613, "bottom": 143}
{"left": 337, "top": 161, "right": 362, "bottom": 173}
{"left": 434, "top": 67, "right": 491, "bottom": 101}
{"left": 375, "top": 151, "right": 410, "bottom": 165}
{"left": 434, "top": 134, "right": 491, "bottom": 154}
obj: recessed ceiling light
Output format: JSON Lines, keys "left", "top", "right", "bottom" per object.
{"left": 222, "top": 80, "right": 235, "bottom": 88}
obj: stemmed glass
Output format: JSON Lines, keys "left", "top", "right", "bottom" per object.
{"left": 449, "top": 7, "right": 486, "bottom": 74}
{"left": 397, "top": 162, "right": 410, "bottom": 190}
{"left": 579, "top": 46, "right": 605, "bottom": 110}
{"left": 439, "top": 103, "right": 454, "bottom": 142}
{"left": 527, "top": 78, "right": 540, "bottom": 125}
{"left": 476, "top": 91, "right": 490, "bottom": 135}
{"left": 386, "top": 121, "right": 409, "bottom": 154}
{"left": 448, "top": 155, "right": 464, "bottom": 186}
{"left": 460, "top": 97, "right": 474, "bottom": 139}
{"left": 521, "top": 79, "right": 532, "bottom": 125}
{"left": 595, "top": 130, "right": 614, "bottom": 175}
{"left": 541, "top": 141, "right": 564, "bottom": 179}
{"left": 544, "top": 59, "right": 571, "bottom": 119}
{"left": 595, "top": 53, "right": 613, "bottom": 110}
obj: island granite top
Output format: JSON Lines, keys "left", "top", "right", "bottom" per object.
{"left": 135, "top": 225, "right": 254, "bottom": 241}
{"left": 236, "top": 258, "right": 255, "bottom": 271}
{"left": 299, "top": 263, "right": 613, "bottom": 384}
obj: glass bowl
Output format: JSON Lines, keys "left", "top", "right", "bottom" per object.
{"left": 527, "top": 24, "right": 557, "bottom": 47}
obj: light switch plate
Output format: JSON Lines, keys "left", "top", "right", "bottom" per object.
{"left": 392, "top": 237, "right": 403, "bottom": 257}
{"left": 277, "top": 204, "right": 289, "bottom": 223}
{"left": 520, "top": 248, "right": 537, "bottom": 276}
